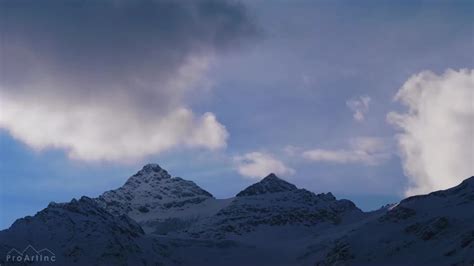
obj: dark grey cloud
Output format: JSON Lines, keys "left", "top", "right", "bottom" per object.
{"left": 0, "top": 0, "right": 257, "bottom": 107}
{"left": 0, "top": 0, "right": 258, "bottom": 161}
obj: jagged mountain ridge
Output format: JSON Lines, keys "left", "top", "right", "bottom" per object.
{"left": 98, "top": 166, "right": 363, "bottom": 237}
{"left": 179, "top": 173, "right": 364, "bottom": 240}
{"left": 0, "top": 164, "right": 473, "bottom": 266}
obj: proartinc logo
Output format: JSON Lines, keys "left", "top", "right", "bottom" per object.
{"left": 6, "top": 244, "right": 56, "bottom": 263}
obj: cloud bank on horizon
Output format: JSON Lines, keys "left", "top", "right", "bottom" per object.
{"left": 0, "top": 0, "right": 257, "bottom": 161}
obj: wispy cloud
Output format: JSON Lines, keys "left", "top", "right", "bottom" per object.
{"left": 347, "top": 96, "right": 371, "bottom": 121}
{"left": 234, "top": 152, "right": 295, "bottom": 179}
{"left": 302, "top": 137, "right": 390, "bottom": 165}
{"left": 283, "top": 145, "right": 301, "bottom": 157}
{"left": 388, "top": 69, "right": 474, "bottom": 196}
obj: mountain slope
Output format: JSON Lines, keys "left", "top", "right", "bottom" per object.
{"left": 312, "top": 176, "right": 474, "bottom": 266}
{"left": 0, "top": 196, "right": 170, "bottom": 266}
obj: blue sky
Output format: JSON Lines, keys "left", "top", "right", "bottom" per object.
{"left": 1, "top": 0, "right": 473, "bottom": 229}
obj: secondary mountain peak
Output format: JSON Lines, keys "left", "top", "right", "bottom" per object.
{"left": 263, "top": 173, "right": 281, "bottom": 180}
{"left": 236, "top": 173, "right": 298, "bottom": 197}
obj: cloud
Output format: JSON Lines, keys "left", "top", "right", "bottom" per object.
{"left": 346, "top": 96, "right": 371, "bottom": 121}
{"left": 302, "top": 137, "right": 390, "bottom": 165}
{"left": 387, "top": 69, "right": 474, "bottom": 196}
{"left": 283, "top": 145, "right": 301, "bottom": 157}
{"left": 234, "top": 152, "right": 295, "bottom": 178}
{"left": 0, "top": 0, "right": 257, "bottom": 161}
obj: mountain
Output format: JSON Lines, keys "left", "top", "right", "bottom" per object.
{"left": 179, "top": 173, "right": 364, "bottom": 241}
{"left": 0, "top": 196, "right": 171, "bottom": 265}
{"left": 310, "top": 176, "right": 474, "bottom": 266}
{"left": 96, "top": 164, "right": 213, "bottom": 215}
{"left": 95, "top": 164, "right": 228, "bottom": 234}
{"left": 0, "top": 164, "right": 473, "bottom": 266}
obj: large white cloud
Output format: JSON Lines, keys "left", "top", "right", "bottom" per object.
{"left": 388, "top": 69, "right": 474, "bottom": 196}
{"left": 0, "top": 94, "right": 228, "bottom": 161}
{"left": 234, "top": 152, "right": 295, "bottom": 179}
{"left": 0, "top": 0, "right": 257, "bottom": 161}
{"left": 302, "top": 137, "right": 390, "bottom": 165}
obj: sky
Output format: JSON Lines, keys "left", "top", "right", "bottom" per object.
{"left": 0, "top": 0, "right": 473, "bottom": 229}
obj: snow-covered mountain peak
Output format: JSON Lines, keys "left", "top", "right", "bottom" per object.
{"left": 236, "top": 173, "right": 298, "bottom": 197}
{"left": 127, "top": 163, "right": 171, "bottom": 183}
{"left": 95, "top": 164, "right": 215, "bottom": 233}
